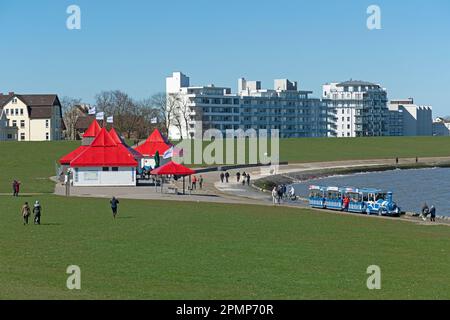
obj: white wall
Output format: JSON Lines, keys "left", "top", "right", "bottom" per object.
{"left": 73, "top": 167, "right": 136, "bottom": 186}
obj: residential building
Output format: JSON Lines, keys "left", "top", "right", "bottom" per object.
{"left": 166, "top": 72, "right": 328, "bottom": 140}
{"left": 0, "top": 108, "right": 18, "bottom": 141}
{"left": 0, "top": 92, "right": 63, "bottom": 141}
{"left": 322, "top": 81, "right": 389, "bottom": 138}
{"left": 432, "top": 117, "right": 450, "bottom": 136}
{"left": 388, "top": 98, "right": 432, "bottom": 136}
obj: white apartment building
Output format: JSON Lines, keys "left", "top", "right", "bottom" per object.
{"left": 323, "top": 81, "right": 389, "bottom": 137}
{"left": 0, "top": 92, "right": 63, "bottom": 141}
{"left": 166, "top": 72, "right": 328, "bottom": 140}
{"left": 388, "top": 98, "right": 432, "bottom": 136}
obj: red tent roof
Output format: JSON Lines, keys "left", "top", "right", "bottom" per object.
{"left": 83, "top": 120, "right": 101, "bottom": 138}
{"left": 150, "top": 161, "right": 195, "bottom": 176}
{"left": 59, "top": 146, "right": 89, "bottom": 165}
{"left": 134, "top": 129, "right": 171, "bottom": 157}
{"left": 71, "top": 128, "right": 138, "bottom": 167}
{"left": 109, "top": 128, "right": 143, "bottom": 160}
{"left": 109, "top": 128, "right": 123, "bottom": 144}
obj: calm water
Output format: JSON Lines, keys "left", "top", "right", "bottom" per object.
{"left": 292, "top": 167, "right": 450, "bottom": 216}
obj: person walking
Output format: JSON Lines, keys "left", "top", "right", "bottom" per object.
{"left": 12, "top": 180, "right": 19, "bottom": 197}
{"left": 343, "top": 196, "right": 350, "bottom": 212}
{"left": 272, "top": 187, "right": 278, "bottom": 205}
{"left": 110, "top": 197, "right": 120, "bottom": 219}
{"left": 220, "top": 172, "right": 225, "bottom": 183}
{"left": 277, "top": 186, "right": 283, "bottom": 204}
{"left": 199, "top": 175, "right": 204, "bottom": 190}
{"left": 246, "top": 174, "right": 251, "bottom": 186}
{"left": 421, "top": 203, "right": 430, "bottom": 221}
{"left": 225, "top": 172, "right": 230, "bottom": 183}
{"left": 21, "top": 202, "right": 31, "bottom": 225}
{"left": 192, "top": 175, "right": 197, "bottom": 190}
{"left": 15, "top": 181, "right": 21, "bottom": 197}
{"left": 430, "top": 205, "right": 436, "bottom": 222}
{"left": 33, "top": 201, "right": 42, "bottom": 225}
{"left": 236, "top": 172, "right": 241, "bottom": 183}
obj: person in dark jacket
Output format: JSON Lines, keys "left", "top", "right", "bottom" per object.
{"left": 430, "top": 205, "right": 436, "bottom": 222}
{"left": 220, "top": 172, "right": 225, "bottom": 183}
{"left": 33, "top": 201, "right": 42, "bottom": 225}
{"left": 421, "top": 203, "right": 430, "bottom": 221}
{"left": 110, "top": 197, "right": 120, "bottom": 219}
{"left": 236, "top": 172, "right": 241, "bottom": 183}
{"left": 224, "top": 172, "right": 230, "bottom": 183}
{"left": 246, "top": 174, "right": 251, "bottom": 186}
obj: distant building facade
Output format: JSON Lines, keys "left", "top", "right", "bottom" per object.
{"left": 0, "top": 108, "right": 18, "bottom": 141}
{"left": 432, "top": 117, "right": 450, "bottom": 136}
{"left": 0, "top": 92, "right": 63, "bottom": 141}
{"left": 388, "top": 98, "right": 432, "bottom": 136}
{"left": 322, "top": 81, "right": 389, "bottom": 138}
{"left": 166, "top": 72, "right": 328, "bottom": 140}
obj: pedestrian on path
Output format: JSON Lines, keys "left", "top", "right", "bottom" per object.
{"left": 12, "top": 180, "right": 21, "bottom": 197}
{"left": 272, "top": 187, "right": 278, "bottom": 205}
{"left": 192, "top": 175, "right": 197, "bottom": 190}
{"left": 225, "top": 172, "right": 230, "bottom": 183}
{"left": 21, "top": 202, "right": 31, "bottom": 225}
{"left": 246, "top": 174, "right": 251, "bottom": 186}
{"left": 33, "top": 200, "right": 42, "bottom": 225}
{"left": 110, "top": 197, "right": 120, "bottom": 219}
{"left": 220, "top": 172, "right": 224, "bottom": 183}
{"left": 236, "top": 172, "right": 241, "bottom": 183}
{"left": 430, "top": 205, "right": 436, "bottom": 222}
{"left": 199, "top": 175, "right": 204, "bottom": 190}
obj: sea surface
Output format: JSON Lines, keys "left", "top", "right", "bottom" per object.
{"left": 292, "top": 167, "right": 450, "bottom": 216}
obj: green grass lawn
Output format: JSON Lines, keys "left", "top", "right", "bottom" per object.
{"left": 2, "top": 136, "right": 450, "bottom": 193}
{"left": 0, "top": 141, "right": 78, "bottom": 194}
{"left": 175, "top": 136, "right": 450, "bottom": 166}
{"left": 1, "top": 194, "right": 449, "bottom": 299}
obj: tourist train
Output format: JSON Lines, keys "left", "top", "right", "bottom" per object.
{"left": 308, "top": 185, "right": 401, "bottom": 216}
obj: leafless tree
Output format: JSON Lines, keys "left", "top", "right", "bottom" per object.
{"left": 60, "top": 96, "right": 83, "bottom": 140}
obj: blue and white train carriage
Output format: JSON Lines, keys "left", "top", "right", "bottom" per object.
{"left": 309, "top": 185, "right": 401, "bottom": 217}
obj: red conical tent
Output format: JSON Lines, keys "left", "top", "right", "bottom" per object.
{"left": 59, "top": 146, "right": 89, "bottom": 165}
{"left": 134, "top": 129, "right": 171, "bottom": 157}
{"left": 109, "top": 128, "right": 143, "bottom": 160}
{"left": 71, "top": 128, "right": 138, "bottom": 167}
{"left": 83, "top": 120, "right": 101, "bottom": 138}
{"left": 150, "top": 161, "right": 195, "bottom": 176}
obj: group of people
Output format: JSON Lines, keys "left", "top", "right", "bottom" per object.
{"left": 421, "top": 203, "right": 437, "bottom": 222}
{"left": 272, "top": 184, "right": 295, "bottom": 204}
{"left": 236, "top": 171, "right": 251, "bottom": 186}
{"left": 20, "top": 201, "right": 42, "bottom": 225}
{"left": 219, "top": 171, "right": 251, "bottom": 186}
{"left": 190, "top": 175, "right": 203, "bottom": 190}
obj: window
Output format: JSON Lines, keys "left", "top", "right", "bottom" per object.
{"left": 20, "top": 109, "right": 24, "bottom": 116}
{"left": 20, "top": 120, "right": 25, "bottom": 128}
{"left": 5, "top": 109, "right": 9, "bottom": 115}
{"left": 102, "top": 167, "right": 109, "bottom": 171}
{"left": 112, "top": 167, "right": 119, "bottom": 172}
{"left": 46, "top": 120, "right": 49, "bottom": 128}
{"left": 20, "top": 133, "right": 25, "bottom": 140}
{"left": 7, "top": 134, "right": 12, "bottom": 139}
{"left": 12, "top": 98, "right": 17, "bottom": 104}
{"left": 46, "top": 132, "right": 49, "bottom": 140}
{"left": 12, "top": 120, "right": 17, "bottom": 127}
{"left": 15, "top": 109, "right": 19, "bottom": 115}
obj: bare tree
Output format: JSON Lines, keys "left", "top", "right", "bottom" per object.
{"left": 172, "top": 95, "right": 192, "bottom": 140}
{"left": 60, "top": 96, "right": 83, "bottom": 140}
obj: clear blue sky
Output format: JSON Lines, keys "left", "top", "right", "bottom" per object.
{"left": 1, "top": 0, "right": 449, "bottom": 115}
